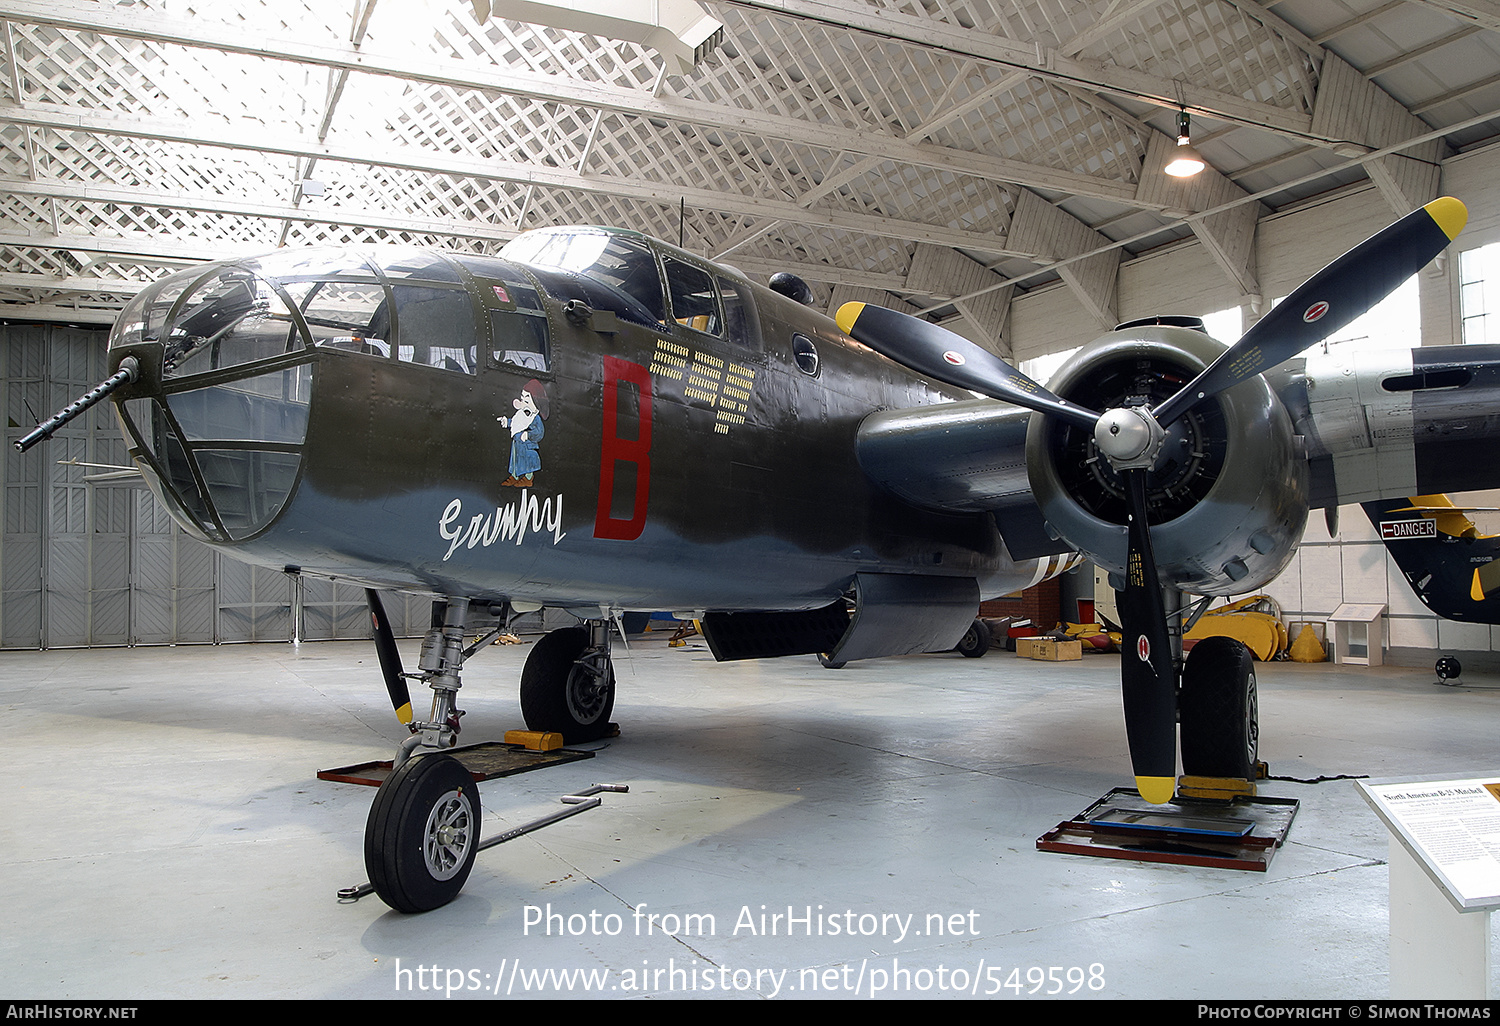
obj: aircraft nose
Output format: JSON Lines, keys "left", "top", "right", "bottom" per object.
{"left": 107, "top": 260, "right": 312, "bottom": 543}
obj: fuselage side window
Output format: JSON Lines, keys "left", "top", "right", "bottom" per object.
{"left": 393, "top": 284, "right": 476, "bottom": 374}
{"left": 491, "top": 308, "right": 550, "bottom": 372}
{"left": 481, "top": 273, "right": 552, "bottom": 373}
{"left": 665, "top": 258, "right": 722, "bottom": 336}
{"left": 718, "top": 277, "right": 760, "bottom": 350}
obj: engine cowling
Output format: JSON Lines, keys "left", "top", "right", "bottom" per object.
{"left": 1024, "top": 322, "right": 1309, "bottom": 596}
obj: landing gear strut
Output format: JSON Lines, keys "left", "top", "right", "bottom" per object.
{"left": 361, "top": 604, "right": 619, "bottom": 912}
{"left": 364, "top": 596, "right": 492, "bottom": 912}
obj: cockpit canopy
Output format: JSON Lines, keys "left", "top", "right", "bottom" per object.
{"left": 501, "top": 227, "right": 759, "bottom": 349}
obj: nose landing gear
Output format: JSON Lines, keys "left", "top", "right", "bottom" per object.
{"left": 363, "top": 752, "right": 480, "bottom": 913}
{"left": 361, "top": 605, "right": 620, "bottom": 912}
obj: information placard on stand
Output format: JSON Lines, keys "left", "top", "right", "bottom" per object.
{"left": 1356, "top": 776, "right": 1500, "bottom": 998}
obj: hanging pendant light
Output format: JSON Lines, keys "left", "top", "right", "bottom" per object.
{"left": 1164, "top": 109, "right": 1206, "bottom": 178}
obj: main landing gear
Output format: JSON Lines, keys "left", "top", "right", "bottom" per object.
{"left": 361, "top": 599, "right": 619, "bottom": 912}
{"left": 520, "top": 622, "right": 617, "bottom": 744}
{"left": 1180, "top": 635, "right": 1259, "bottom": 782}
{"left": 1131, "top": 589, "right": 1260, "bottom": 794}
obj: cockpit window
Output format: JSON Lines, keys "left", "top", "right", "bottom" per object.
{"left": 719, "top": 277, "right": 761, "bottom": 350}
{"left": 492, "top": 308, "right": 549, "bottom": 371}
{"left": 503, "top": 230, "right": 665, "bottom": 326}
{"left": 392, "top": 285, "right": 476, "bottom": 374}
{"left": 665, "top": 258, "right": 721, "bottom": 336}
{"left": 294, "top": 281, "right": 390, "bottom": 356}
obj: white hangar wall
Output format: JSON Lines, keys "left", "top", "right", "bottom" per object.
{"left": 1009, "top": 141, "right": 1500, "bottom": 664}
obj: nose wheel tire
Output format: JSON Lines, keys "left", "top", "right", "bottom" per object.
{"left": 1179, "top": 636, "right": 1258, "bottom": 781}
{"left": 520, "top": 626, "right": 616, "bottom": 743}
{"left": 364, "top": 753, "right": 481, "bottom": 913}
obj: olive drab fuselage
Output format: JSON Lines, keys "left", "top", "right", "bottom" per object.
{"left": 105, "top": 229, "right": 1060, "bottom": 617}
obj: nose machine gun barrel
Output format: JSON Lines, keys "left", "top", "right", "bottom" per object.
{"left": 15, "top": 357, "right": 140, "bottom": 453}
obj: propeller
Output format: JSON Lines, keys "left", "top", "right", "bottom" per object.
{"left": 366, "top": 589, "right": 414, "bottom": 726}
{"left": 836, "top": 196, "right": 1467, "bottom": 804}
{"left": 1152, "top": 196, "right": 1468, "bottom": 426}
{"left": 1118, "top": 471, "right": 1177, "bottom": 803}
{"left": 834, "top": 302, "right": 1101, "bottom": 432}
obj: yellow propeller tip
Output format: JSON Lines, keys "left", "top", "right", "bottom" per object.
{"left": 1424, "top": 196, "right": 1468, "bottom": 241}
{"left": 396, "top": 703, "right": 413, "bottom": 725}
{"left": 834, "top": 301, "right": 865, "bottom": 335}
{"left": 1472, "top": 569, "right": 1485, "bottom": 603}
{"left": 1136, "top": 776, "right": 1176, "bottom": 804}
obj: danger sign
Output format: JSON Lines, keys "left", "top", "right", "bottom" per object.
{"left": 1380, "top": 519, "right": 1437, "bottom": 540}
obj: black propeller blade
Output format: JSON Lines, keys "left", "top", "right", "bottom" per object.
{"left": 366, "top": 589, "right": 414, "bottom": 726}
{"left": 1117, "top": 471, "right": 1177, "bottom": 804}
{"left": 835, "top": 302, "right": 1101, "bottom": 432}
{"left": 1152, "top": 196, "right": 1467, "bottom": 426}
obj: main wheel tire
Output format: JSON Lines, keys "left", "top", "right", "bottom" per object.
{"left": 955, "top": 619, "right": 992, "bottom": 658}
{"left": 364, "top": 753, "right": 481, "bottom": 913}
{"left": 520, "top": 627, "right": 615, "bottom": 743}
{"left": 1179, "top": 636, "right": 1258, "bottom": 780}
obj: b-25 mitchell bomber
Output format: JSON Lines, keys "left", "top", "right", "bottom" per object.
{"left": 17, "top": 195, "right": 1486, "bottom": 912}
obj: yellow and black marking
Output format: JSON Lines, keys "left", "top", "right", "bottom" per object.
{"left": 650, "top": 340, "right": 757, "bottom": 435}
{"left": 1425, "top": 195, "right": 1467, "bottom": 240}
{"left": 1363, "top": 493, "right": 1500, "bottom": 622}
{"left": 716, "top": 363, "right": 756, "bottom": 434}
{"left": 650, "top": 338, "right": 690, "bottom": 381}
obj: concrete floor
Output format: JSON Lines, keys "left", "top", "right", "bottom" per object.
{"left": 0, "top": 630, "right": 1496, "bottom": 1000}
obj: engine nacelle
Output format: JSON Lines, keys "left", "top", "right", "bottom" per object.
{"left": 1025, "top": 323, "right": 1309, "bottom": 596}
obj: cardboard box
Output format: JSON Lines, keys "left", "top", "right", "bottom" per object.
{"left": 1015, "top": 637, "right": 1083, "bottom": 661}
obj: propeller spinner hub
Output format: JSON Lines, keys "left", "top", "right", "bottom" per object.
{"left": 1094, "top": 407, "right": 1166, "bottom": 470}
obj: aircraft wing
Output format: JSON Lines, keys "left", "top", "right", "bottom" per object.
{"left": 1274, "top": 344, "right": 1500, "bottom": 509}
{"left": 861, "top": 341, "right": 1500, "bottom": 562}
{"left": 856, "top": 399, "right": 1075, "bottom": 559}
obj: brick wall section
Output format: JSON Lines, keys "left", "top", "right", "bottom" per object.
{"left": 980, "top": 578, "right": 1061, "bottom": 630}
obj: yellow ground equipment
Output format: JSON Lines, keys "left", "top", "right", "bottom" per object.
{"left": 1183, "top": 595, "right": 1288, "bottom": 661}
{"left": 1288, "top": 623, "right": 1326, "bottom": 662}
{"left": 1059, "top": 621, "right": 1122, "bottom": 652}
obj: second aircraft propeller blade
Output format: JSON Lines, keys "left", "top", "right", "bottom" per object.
{"left": 1117, "top": 471, "right": 1177, "bottom": 804}
{"left": 367, "top": 589, "right": 414, "bottom": 726}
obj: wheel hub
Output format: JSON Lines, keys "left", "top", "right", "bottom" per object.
{"left": 565, "top": 660, "right": 610, "bottom": 724}
{"left": 1246, "top": 671, "right": 1259, "bottom": 764}
{"left": 422, "top": 789, "right": 474, "bottom": 881}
